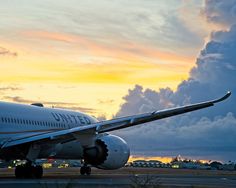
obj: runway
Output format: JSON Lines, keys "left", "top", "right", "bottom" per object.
{"left": 1, "top": 167, "right": 236, "bottom": 187}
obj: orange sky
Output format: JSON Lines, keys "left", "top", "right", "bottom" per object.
{"left": 0, "top": 0, "right": 212, "bottom": 118}
{"left": 128, "top": 155, "right": 210, "bottom": 164}
{"left": 128, "top": 155, "right": 173, "bottom": 164}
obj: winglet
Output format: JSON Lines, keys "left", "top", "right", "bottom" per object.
{"left": 212, "top": 91, "right": 231, "bottom": 103}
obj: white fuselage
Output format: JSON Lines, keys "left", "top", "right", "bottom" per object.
{"left": 0, "top": 101, "right": 98, "bottom": 145}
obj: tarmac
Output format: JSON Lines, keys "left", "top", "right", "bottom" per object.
{"left": 1, "top": 167, "right": 236, "bottom": 187}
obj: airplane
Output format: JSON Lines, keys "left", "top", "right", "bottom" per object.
{"left": 0, "top": 91, "right": 231, "bottom": 178}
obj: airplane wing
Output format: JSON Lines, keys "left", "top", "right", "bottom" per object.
{"left": 1, "top": 91, "right": 231, "bottom": 149}
{"left": 96, "top": 91, "right": 231, "bottom": 133}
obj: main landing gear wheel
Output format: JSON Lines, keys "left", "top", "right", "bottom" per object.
{"left": 80, "top": 166, "right": 91, "bottom": 175}
{"left": 15, "top": 163, "right": 43, "bottom": 179}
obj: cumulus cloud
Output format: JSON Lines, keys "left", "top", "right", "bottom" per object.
{"left": 116, "top": 85, "right": 174, "bottom": 117}
{"left": 0, "top": 47, "right": 17, "bottom": 57}
{"left": 115, "top": 1, "right": 236, "bottom": 161}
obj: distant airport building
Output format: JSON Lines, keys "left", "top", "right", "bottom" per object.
{"left": 130, "top": 160, "right": 162, "bottom": 168}
{"left": 171, "top": 161, "right": 211, "bottom": 169}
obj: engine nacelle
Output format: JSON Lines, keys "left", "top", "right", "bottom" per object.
{"left": 84, "top": 134, "right": 130, "bottom": 169}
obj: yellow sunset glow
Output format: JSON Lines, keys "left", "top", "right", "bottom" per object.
{"left": 0, "top": 1, "right": 209, "bottom": 119}
{"left": 128, "top": 155, "right": 173, "bottom": 164}
{"left": 0, "top": 28, "right": 196, "bottom": 118}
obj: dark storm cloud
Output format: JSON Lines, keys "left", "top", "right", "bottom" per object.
{"left": 115, "top": 112, "right": 236, "bottom": 161}
{"left": 0, "top": 47, "right": 17, "bottom": 57}
{"left": 114, "top": 1, "right": 236, "bottom": 161}
{"left": 204, "top": 0, "right": 236, "bottom": 26}
{"left": 3, "top": 96, "right": 96, "bottom": 113}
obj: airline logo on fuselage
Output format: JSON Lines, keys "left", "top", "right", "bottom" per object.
{"left": 51, "top": 112, "right": 91, "bottom": 125}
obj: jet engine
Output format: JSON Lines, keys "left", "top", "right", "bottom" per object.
{"left": 84, "top": 134, "right": 130, "bottom": 169}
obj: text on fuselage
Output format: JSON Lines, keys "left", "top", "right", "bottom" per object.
{"left": 51, "top": 113, "right": 91, "bottom": 125}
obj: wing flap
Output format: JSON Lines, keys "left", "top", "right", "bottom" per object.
{"left": 1, "top": 124, "right": 97, "bottom": 148}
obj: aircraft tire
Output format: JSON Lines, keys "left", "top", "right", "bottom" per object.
{"left": 85, "top": 166, "right": 91, "bottom": 175}
{"left": 80, "top": 166, "right": 91, "bottom": 175}
{"left": 80, "top": 166, "right": 86, "bottom": 175}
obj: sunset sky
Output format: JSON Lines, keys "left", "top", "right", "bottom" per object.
{"left": 1, "top": 0, "right": 236, "bottom": 161}
{"left": 0, "top": 0, "right": 213, "bottom": 118}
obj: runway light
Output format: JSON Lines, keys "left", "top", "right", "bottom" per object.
{"left": 58, "top": 163, "right": 69, "bottom": 168}
{"left": 171, "top": 164, "right": 179, "bottom": 169}
{"left": 42, "top": 163, "right": 52, "bottom": 168}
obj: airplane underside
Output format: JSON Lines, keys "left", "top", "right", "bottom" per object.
{"left": 0, "top": 134, "right": 130, "bottom": 178}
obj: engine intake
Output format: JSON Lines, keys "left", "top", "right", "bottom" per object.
{"left": 84, "top": 139, "right": 108, "bottom": 165}
{"left": 84, "top": 134, "right": 130, "bottom": 169}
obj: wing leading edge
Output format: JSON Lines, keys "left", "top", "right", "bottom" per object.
{"left": 1, "top": 91, "right": 231, "bottom": 149}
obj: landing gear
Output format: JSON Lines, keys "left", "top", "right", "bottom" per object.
{"left": 80, "top": 165, "right": 91, "bottom": 175}
{"left": 15, "top": 162, "right": 43, "bottom": 178}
